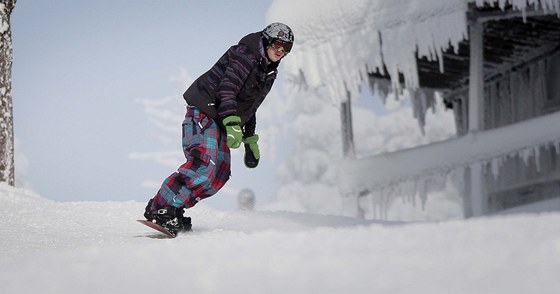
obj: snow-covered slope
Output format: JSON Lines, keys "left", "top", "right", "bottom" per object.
{"left": 1, "top": 184, "right": 559, "bottom": 294}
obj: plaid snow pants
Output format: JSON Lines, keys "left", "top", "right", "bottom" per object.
{"left": 150, "top": 106, "right": 231, "bottom": 210}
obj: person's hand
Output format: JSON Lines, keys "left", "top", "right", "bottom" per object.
{"left": 223, "top": 116, "right": 242, "bottom": 148}
{"left": 243, "top": 134, "right": 260, "bottom": 168}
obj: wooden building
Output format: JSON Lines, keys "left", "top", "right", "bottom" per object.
{"left": 339, "top": 3, "right": 560, "bottom": 217}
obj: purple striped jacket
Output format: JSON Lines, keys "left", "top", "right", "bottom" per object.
{"left": 183, "top": 32, "right": 279, "bottom": 136}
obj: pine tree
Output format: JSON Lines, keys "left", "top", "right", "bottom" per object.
{"left": 0, "top": 0, "right": 16, "bottom": 186}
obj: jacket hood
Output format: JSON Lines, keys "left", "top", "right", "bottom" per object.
{"left": 239, "top": 32, "right": 264, "bottom": 57}
{"left": 239, "top": 32, "right": 281, "bottom": 68}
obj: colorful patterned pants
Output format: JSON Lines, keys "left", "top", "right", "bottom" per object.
{"left": 149, "top": 106, "right": 231, "bottom": 210}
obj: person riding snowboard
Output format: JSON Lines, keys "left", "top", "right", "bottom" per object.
{"left": 143, "top": 23, "right": 294, "bottom": 235}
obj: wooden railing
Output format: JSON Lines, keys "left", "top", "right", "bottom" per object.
{"left": 338, "top": 110, "right": 560, "bottom": 199}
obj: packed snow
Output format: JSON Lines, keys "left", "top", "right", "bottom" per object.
{"left": 1, "top": 183, "right": 559, "bottom": 294}
{"left": 4, "top": 0, "right": 560, "bottom": 293}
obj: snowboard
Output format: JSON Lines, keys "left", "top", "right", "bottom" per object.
{"left": 137, "top": 219, "right": 176, "bottom": 238}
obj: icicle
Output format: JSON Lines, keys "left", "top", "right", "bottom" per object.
{"left": 401, "top": 180, "right": 417, "bottom": 203}
{"left": 417, "top": 179, "right": 426, "bottom": 209}
{"left": 411, "top": 89, "right": 427, "bottom": 134}
{"left": 534, "top": 146, "right": 542, "bottom": 172}
{"left": 381, "top": 192, "right": 389, "bottom": 220}
{"left": 520, "top": 148, "right": 533, "bottom": 166}
{"left": 490, "top": 157, "right": 502, "bottom": 180}
{"left": 369, "top": 190, "right": 377, "bottom": 219}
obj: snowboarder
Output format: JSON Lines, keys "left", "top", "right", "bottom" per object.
{"left": 143, "top": 23, "right": 294, "bottom": 235}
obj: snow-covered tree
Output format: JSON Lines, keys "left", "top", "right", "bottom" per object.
{"left": 0, "top": 0, "right": 15, "bottom": 186}
{"left": 269, "top": 87, "right": 350, "bottom": 215}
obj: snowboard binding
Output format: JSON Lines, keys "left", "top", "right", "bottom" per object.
{"left": 144, "top": 199, "right": 192, "bottom": 237}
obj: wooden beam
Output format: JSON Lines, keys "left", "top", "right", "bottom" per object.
{"left": 468, "top": 18, "right": 484, "bottom": 132}
{"left": 472, "top": 7, "right": 552, "bottom": 23}
{"left": 467, "top": 14, "right": 487, "bottom": 217}
{"left": 340, "top": 89, "right": 356, "bottom": 159}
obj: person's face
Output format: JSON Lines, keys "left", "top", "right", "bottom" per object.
{"left": 266, "top": 40, "right": 291, "bottom": 62}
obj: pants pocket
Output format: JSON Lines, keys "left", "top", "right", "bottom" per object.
{"left": 192, "top": 109, "right": 213, "bottom": 133}
{"left": 189, "top": 148, "right": 210, "bottom": 166}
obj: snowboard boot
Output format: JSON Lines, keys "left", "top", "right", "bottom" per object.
{"left": 144, "top": 199, "right": 192, "bottom": 235}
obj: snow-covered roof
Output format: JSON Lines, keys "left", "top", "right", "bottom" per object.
{"left": 267, "top": 0, "right": 560, "bottom": 104}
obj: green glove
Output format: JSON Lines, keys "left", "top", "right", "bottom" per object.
{"left": 243, "top": 134, "right": 260, "bottom": 168}
{"left": 223, "top": 116, "right": 243, "bottom": 149}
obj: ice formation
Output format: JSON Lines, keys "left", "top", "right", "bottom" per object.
{"left": 267, "top": 0, "right": 560, "bottom": 219}
{"left": 268, "top": 0, "right": 560, "bottom": 124}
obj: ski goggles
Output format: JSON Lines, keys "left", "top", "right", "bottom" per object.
{"left": 270, "top": 39, "right": 292, "bottom": 54}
